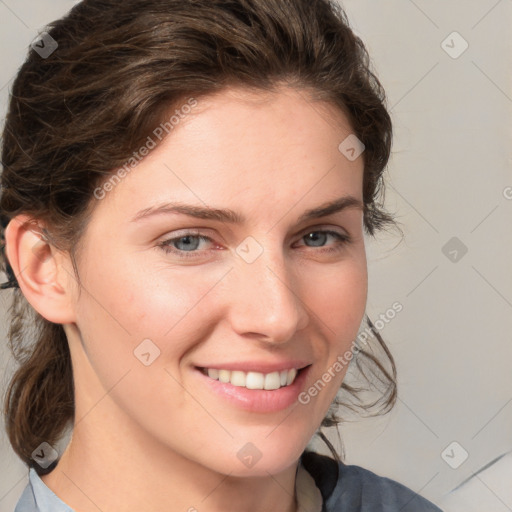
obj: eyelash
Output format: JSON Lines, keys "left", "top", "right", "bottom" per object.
{"left": 157, "top": 229, "right": 351, "bottom": 259}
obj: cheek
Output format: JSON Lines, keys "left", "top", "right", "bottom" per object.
{"left": 303, "top": 255, "right": 368, "bottom": 343}
{"left": 71, "top": 256, "right": 221, "bottom": 423}
{"left": 75, "top": 252, "right": 228, "bottom": 360}
{"left": 294, "top": 261, "right": 367, "bottom": 427}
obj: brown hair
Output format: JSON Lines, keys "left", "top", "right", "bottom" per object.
{"left": 0, "top": 0, "right": 398, "bottom": 474}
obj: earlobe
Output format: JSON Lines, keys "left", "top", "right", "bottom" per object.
{"left": 4, "top": 215, "right": 77, "bottom": 324}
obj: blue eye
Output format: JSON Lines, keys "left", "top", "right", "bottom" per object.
{"left": 157, "top": 229, "right": 351, "bottom": 259}
{"left": 300, "top": 231, "right": 350, "bottom": 250}
{"left": 158, "top": 234, "right": 213, "bottom": 257}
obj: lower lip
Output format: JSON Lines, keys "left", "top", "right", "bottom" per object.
{"left": 194, "top": 366, "right": 311, "bottom": 413}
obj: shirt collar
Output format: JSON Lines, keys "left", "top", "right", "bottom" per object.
{"left": 28, "top": 468, "right": 74, "bottom": 512}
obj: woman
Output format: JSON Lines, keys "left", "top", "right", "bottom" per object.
{"left": 1, "top": 0, "right": 442, "bottom": 510}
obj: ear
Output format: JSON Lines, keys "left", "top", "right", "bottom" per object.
{"left": 4, "top": 215, "right": 77, "bottom": 324}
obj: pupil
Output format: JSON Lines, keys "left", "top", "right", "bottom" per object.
{"left": 177, "top": 236, "right": 199, "bottom": 251}
{"left": 307, "top": 232, "right": 325, "bottom": 247}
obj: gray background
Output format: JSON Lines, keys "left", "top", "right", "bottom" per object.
{"left": 0, "top": 0, "right": 511, "bottom": 510}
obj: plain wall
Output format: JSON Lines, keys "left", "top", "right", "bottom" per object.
{"left": 0, "top": 1, "right": 511, "bottom": 510}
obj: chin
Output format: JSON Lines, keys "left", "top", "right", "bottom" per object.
{"left": 208, "top": 432, "right": 311, "bottom": 477}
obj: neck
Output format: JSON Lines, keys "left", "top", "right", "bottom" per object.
{"left": 41, "top": 400, "right": 299, "bottom": 512}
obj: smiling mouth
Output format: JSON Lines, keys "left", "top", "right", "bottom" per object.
{"left": 198, "top": 367, "right": 303, "bottom": 390}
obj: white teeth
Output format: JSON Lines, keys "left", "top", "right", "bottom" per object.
{"left": 218, "top": 369, "right": 231, "bottom": 383}
{"left": 264, "top": 371, "right": 281, "bottom": 390}
{"left": 204, "top": 368, "right": 299, "bottom": 390}
{"left": 230, "top": 370, "right": 246, "bottom": 387}
{"left": 286, "top": 368, "right": 297, "bottom": 386}
{"left": 207, "top": 368, "right": 219, "bottom": 380}
{"left": 246, "top": 371, "right": 264, "bottom": 389}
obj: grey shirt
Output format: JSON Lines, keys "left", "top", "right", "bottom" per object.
{"left": 14, "top": 451, "right": 443, "bottom": 511}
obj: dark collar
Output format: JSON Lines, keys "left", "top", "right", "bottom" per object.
{"left": 300, "top": 450, "right": 339, "bottom": 504}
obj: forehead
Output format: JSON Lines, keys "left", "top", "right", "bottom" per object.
{"left": 92, "top": 85, "right": 364, "bottom": 226}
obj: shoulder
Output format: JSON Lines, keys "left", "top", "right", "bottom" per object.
{"left": 301, "top": 451, "right": 443, "bottom": 512}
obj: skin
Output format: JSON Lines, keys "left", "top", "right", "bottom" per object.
{"left": 6, "top": 84, "right": 367, "bottom": 512}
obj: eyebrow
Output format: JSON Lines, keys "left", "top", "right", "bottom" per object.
{"left": 131, "top": 195, "right": 364, "bottom": 225}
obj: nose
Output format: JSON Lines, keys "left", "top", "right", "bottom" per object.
{"left": 225, "top": 244, "right": 309, "bottom": 344}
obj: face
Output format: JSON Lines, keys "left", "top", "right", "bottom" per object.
{"left": 64, "top": 85, "right": 367, "bottom": 477}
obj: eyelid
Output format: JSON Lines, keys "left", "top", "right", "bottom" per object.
{"left": 297, "top": 223, "right": 349, "bottom": 236}
{"left": 157, "top": 227, "right": 219, "bottom": 244}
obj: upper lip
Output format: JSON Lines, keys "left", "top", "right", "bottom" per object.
{"left": 195, "top": 361, "right": 311, "bottom": 374}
